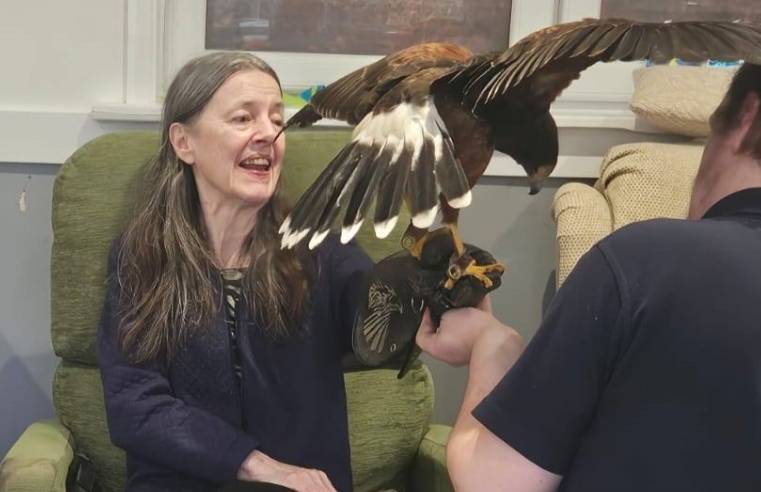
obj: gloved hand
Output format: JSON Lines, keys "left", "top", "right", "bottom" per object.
{"left": 352, "top": 231, "right": 503, "bottom": 376}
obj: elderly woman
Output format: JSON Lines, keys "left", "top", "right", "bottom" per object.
{"left": 97, "top": 52, "right": 371, "bottom": 491}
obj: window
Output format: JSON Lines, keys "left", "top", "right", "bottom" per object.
{"left": 206, "top": 0, "right": 511, "bottom": 56}
{"left": 601, "top": 0, "right": 761, "bottom": 24}
{"left": 117, "top": 0, "right": 760, "bottom": 123}
{"left": 160, "top": 0, "right": 520, "bottom": 92}
{"left": 132, "top": 0, "right": 756, "bottom": 126}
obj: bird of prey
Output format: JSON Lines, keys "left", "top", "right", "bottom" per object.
{"left": 279, "top": 18, "right": 761, "bottom": 288}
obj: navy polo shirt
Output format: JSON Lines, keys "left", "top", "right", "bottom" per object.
{"left": 474, "top": 188, "right": 761, "bottom": 491}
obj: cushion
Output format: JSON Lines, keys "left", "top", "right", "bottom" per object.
{"left": 345, "top": 363, "right": 433, "bottom": 491}
{"left": 630, "top": 65, "right": 735, "bottom": 137}
{"left": 408, "top": 424, "right": 453, "bottom": 492}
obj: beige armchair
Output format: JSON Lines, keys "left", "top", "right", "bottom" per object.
{"left": 551, "top": 141, "right": 704, "bottom": 287}
{"left": 550, "top": 63, "right": 736, "bottom": 286}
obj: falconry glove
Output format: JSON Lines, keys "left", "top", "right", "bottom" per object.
{"left": 352, "top": 234, "right": 503, "bottom": 376}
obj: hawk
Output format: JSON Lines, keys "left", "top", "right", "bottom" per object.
{"left": 279, "top": 18, "right": 761, "bottom": 288}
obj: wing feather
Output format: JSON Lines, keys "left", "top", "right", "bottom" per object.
{"left": 281, "top": 90, "right": 471, "bottom": 248}
{"left": 286, "top": 43, "right": 472, "bottom": 128}
{"left": 441, "top": 19, "right": 761, "bottom": 112}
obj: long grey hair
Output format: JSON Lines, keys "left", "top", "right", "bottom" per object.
{"left": 117, "top": 51, "right": 314, "bottom": 363}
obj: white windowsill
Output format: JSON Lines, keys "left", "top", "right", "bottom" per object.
{"left": 91, "top": 101, "right": 657, "bottom": 130}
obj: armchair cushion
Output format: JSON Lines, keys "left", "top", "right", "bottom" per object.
{"left": 630, "top": 65, "right": 734, "bottom": 137}
{"left": 346, "top": 364, "right": 435, "bottom": 491}
{"left": 408, "top": 425, "right": 453, "bottom": 492}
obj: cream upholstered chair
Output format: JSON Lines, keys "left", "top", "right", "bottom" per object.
{"left": 550, "top": 64, "right": 737, "bottom": 286}
{"left": 552, "top": 61, "right": 734, "bottom": 287}
{"left": 551, "top": 141, "right": 703, "bottom": 286}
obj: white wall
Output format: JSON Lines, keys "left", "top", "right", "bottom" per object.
{"left": 0, "top": 0, "right": 154, "bottom": 456}
{"left": 0, "top": 2, "right": 124, "bottom": 108}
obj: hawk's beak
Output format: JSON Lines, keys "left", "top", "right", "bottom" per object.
{"left": 528, "top": 164, "right": 554, "bottom": 195}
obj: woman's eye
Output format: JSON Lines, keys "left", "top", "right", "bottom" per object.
{"left": 232, "top": 114, "right": 251, "bottom": 123}
{"left": 272, "top": 118, "right": 284, "bottom": 127}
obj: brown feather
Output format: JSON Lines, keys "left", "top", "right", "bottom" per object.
{"left": 288, "top": 42, "right": 472, "bottom": 127}
{"left": 608, "top": 23, "right": 646, "bottom": 61}
{"left": 447, "top": 19, "right": 761, "bottom": 113}
{"left": 570, "top": 23, "right": 618, "bottom": 58}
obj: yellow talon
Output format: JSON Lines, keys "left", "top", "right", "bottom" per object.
{"left": 444, "top": 223, "right": 466, "bottom": 257}
{"left": 444, "top": 259, "right": 507, "bottom": 290}
{"left": 403, "top": 233, "right": 427, "bottom": 260}
{"left": 403, "top": 222, "right": 505, "bottom": 291}
{"left": 402, "top": 224, "right": 465, "bottom": 260}
{"left": 402, "top": 226, "right": 455, "bottom": 260}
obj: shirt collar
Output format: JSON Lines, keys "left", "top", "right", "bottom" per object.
{"left": 702, "top": 187, "right": 761, "bottom": 220}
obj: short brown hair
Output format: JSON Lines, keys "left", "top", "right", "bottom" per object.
{"left": 711, "top": 63, "right": 761, "bottom": 159}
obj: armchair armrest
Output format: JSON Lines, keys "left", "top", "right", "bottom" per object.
{"left": 552, "top": 183, "right": 612, "bottom": 288}
{"left": 408, "top": 424, "right": 453, "bottom": 492}
{"left": 0, "top": 420, "right": 74, "bottom": 492}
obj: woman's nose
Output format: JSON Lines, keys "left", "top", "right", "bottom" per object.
{"left": 251, "top": 119, "right": 279, "bottom": 145}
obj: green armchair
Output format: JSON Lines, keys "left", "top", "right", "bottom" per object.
{"left": 0, "top": 130, "right": 453, "bottom": 492}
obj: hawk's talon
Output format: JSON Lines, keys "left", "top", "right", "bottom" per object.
{"left": 404, "top": 234, "right": 427, "bottom": 260}
{"left": 403, "top": 223, "right": 505, "bottom": 290}
{"left": 403, "top": 226, "right": 455, "bottom": 260}
{"left": 444, "top": 258, "right": 506, "bottom": 290}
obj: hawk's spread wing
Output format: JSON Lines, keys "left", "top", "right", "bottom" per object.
{"left": 281, "top": 44, "right": 474, "bottom": 249}
{"left": 281, "top": 68, "right": 472, "bottom": 249}
{"left": 443, "top": 19, "right": 761, "bottom": 112}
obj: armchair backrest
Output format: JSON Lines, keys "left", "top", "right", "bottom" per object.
{"left": 51, "top": 130, "right": 431, "bottom": 491}
{"left": 552, "top": 141, "right": 703, "bottom": 287}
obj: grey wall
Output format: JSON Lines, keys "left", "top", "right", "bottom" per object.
{"left": 0, "top": 162, "right": 585, "bottom": 454}
{"left": 423, "top": 176, "right": 591, "bottom": 424}
{"left": 0, "top": 164, "right": 59, "bottom": 455}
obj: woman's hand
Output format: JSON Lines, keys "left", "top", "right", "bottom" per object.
{"left": 237, "top": 450, "right": 337, "bottom": 491}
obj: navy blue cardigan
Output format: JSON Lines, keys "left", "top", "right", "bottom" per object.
{"left": 97, "top": 236, "right": 372, "bottom": 491}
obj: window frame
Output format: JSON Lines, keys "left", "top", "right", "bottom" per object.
{"left": 164, "top": 0, "right": 640, "bottom": 101}
{"left": 95, "top": 0, "right": 645, "bottom": 123}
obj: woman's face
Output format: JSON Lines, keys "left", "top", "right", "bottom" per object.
{"left": 178, "top": 69, "right": 285, "bottom": 212}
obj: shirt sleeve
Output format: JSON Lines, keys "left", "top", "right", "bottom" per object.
{"left": 96, "top": 243, "right": 259, "bottom": 483}
{"left": 472, "top": 244, "right": 628, "bottom": 475}
{"left": 326, "top": 237, "right": 374, "bottom": 353}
